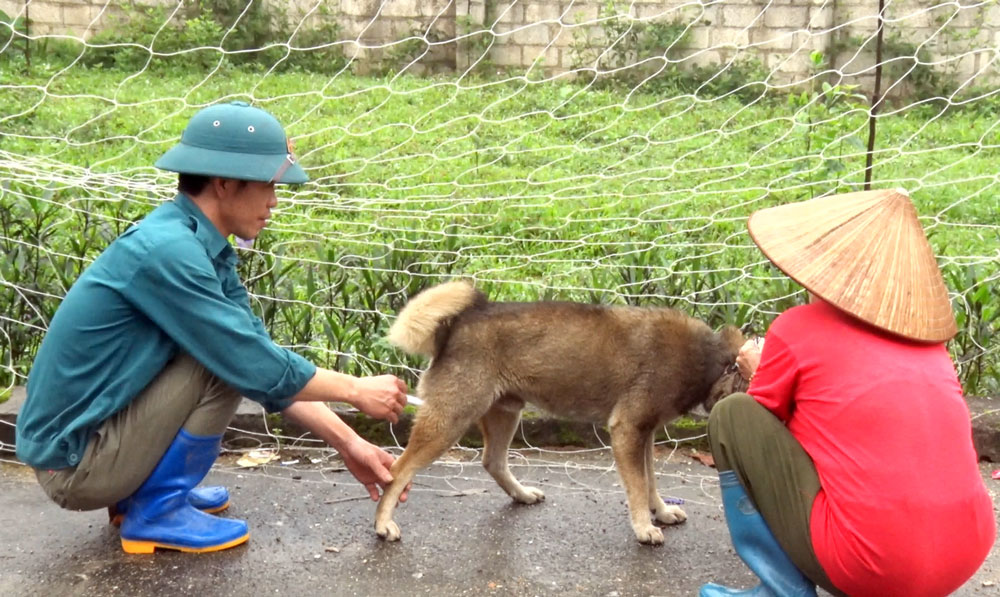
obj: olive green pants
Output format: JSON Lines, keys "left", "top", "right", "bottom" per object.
{"left": 708, "top": 393, "right": 846, "bottom": 597}
{"left": 35, "top": 353, "right": 242, "bottom": 511}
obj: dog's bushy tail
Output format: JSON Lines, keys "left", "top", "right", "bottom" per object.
{"left": 388, "top": 280, "right": 482, "bottom": 358}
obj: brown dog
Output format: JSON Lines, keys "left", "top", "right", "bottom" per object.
{"left": 375, "top": 281, "right": 746, "bottom": 544}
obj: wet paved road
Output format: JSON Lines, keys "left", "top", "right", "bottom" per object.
{"left": 2, "top": 450, "right": 998, "bottom": 597}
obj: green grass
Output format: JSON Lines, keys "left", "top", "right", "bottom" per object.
{"left": 1, "top": 63, "right": 998, "bottom": 395}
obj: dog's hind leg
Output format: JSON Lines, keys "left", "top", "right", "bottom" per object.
{"left": 374, "top": 404, "right": 476, "bottom": 542}
{"left": 645, "top": 431, "right": 686, "bottom": 525}
{"left": 609, "top": 408, "right": 664, "bottom": 545}
{"left": 479, "top": 395, "right": 545, "bottom": 505}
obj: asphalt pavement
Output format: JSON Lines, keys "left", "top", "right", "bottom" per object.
{"left": 1, "top": 447, "right": 998, "bottom": 597}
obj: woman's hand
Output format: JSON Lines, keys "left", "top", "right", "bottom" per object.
{"left": 737, "top": 338, "right": 764, "bottom": 381}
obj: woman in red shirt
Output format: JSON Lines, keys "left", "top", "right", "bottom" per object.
{"left": 701, "top": 189, "right": 994, "bottom": 597}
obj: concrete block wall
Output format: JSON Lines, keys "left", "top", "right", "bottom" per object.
{"left": 1, "top": 0, "right": 996, "bottom": 89}
{"left": 0, "top": 0, "right": 121, "bottom": 35}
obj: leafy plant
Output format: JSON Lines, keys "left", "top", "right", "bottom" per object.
{"left": 570, "top": 1, "right": 689, "bottom": 74}
{"left": 881, "top": 31, "right": 955, "bottom": 101}
{"left": 377, "top": 27, "right": 450, "bottom": 77}
{"left": 0, "top": 182, "right": 146, "bottom": 389}
{"left": 0, "top": 8, "right": 28, "bottom": 62}
{"left": 1, "top": 66, "right": 997, "bottom": 397}
{"left": 79, "top": 0, "right": 345, "bottom": 73}
{"left": 948, "top": 263, "right": 1000, "bottom": 395}
{"left": 456, "top": 14, "right": 495, "bottom": 75}
{"left": 568, "top": 2, "right": 768, "bottom": 102}
{"left": 786, "top": 51, "right": 869, "bottom": 195}
{"left": 831, "top": 29, "right": 958, "bottom": 105}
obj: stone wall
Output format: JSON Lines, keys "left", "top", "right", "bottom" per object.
{"left": 2, "top": 0, "right": 997, "bottom": 88}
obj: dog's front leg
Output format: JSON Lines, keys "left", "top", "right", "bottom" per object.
{"left": 609, "top": 412, "right": 664, "bottom": 545}
{"left": 644, "top": 431, "right": 686, "bottom": 525}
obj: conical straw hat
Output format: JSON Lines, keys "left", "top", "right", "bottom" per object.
{"left": 747, "top": 189, "right": 957, "bottom": 343}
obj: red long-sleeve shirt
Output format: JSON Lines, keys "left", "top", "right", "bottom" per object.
{"left": 749, "top": 301, "right": 994, "bottom": 597}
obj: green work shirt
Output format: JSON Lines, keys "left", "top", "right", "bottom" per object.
{"left": 15, "top": 193, "right": 316, "bottom": 470}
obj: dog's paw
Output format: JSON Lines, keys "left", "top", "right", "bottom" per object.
{"left": 654, "top": 504, "right": 687, "bottom": 525}
{"left": 512, "top": 486, "right": 545, "bottom": 504}
{"left": 634, "top": 524, "right": 665, "bottom": 545}
{"left": 375, "top": 520, "right": 402, "bottom": 542}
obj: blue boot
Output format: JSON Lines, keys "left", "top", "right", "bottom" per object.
{"left": 110, "top": 486, "right": 230, "bottom": 526}
{"left": 700, "top": 471, "right": 817, "bottom": 597}
{"left": 120, "top": 429, "right": 249, "bottom": 554}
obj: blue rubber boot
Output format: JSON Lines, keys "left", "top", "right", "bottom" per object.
{"left": 110, "top": 487, "right": 230, "bottom": 526}
{"left": 120, "top": 429, "right": 249, "bottom": 554}
{"left": 700, "top": 471, "right": 817, "bottom": 597}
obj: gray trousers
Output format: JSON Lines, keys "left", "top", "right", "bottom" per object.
{"left": 708, "top": 393, "right": 846, "bottom": 597}
{"left": 35, "top": 354, "right": 242, "bottom": 511}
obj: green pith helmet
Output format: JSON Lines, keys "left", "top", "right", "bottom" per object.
{"left": 155, "top": 101, "right": 308, "bottom": 184}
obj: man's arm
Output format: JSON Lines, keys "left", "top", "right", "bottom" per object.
{"left": 292, "top": 367, "right": 407, "bottom": 423}
{"left": 220, "top": 260, "right": 408, "bottom": 421}
{"left": 123, "top": 240, "right": 315, "bottom": 412}
{"left": 281, "top": 401, "right": 408, "bottom": 502}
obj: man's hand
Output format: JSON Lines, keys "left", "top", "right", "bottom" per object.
{"left": 351, "top": 374, "right": 408, "bottom": 423}
{"left": 340, "top": 437, "right": 410, "bottom": 502}
{"left": 281, "top": 402, "right": 411, "bottom": 502}
{"left": 737, "top": 337, "right": 764, "bottom": 381}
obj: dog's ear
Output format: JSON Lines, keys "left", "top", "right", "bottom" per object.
{"left": 718, "top": 325, "right": 744, "bottom": 354}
